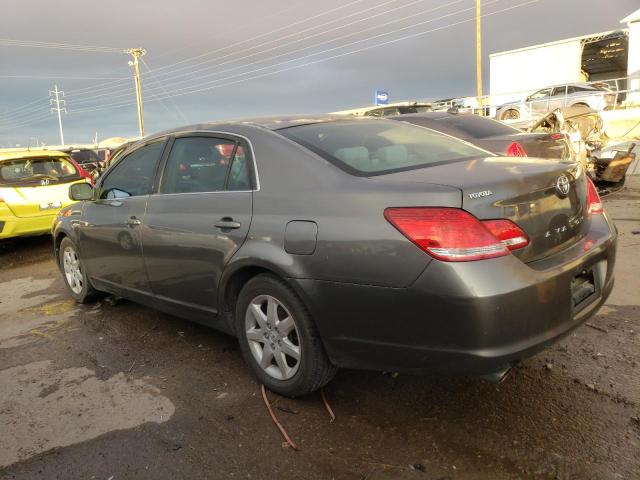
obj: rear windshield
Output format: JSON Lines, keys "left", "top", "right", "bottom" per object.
{"left": 70, "top": 149, "right": 100, "bottom": 164}
{"left": 279, "top": 119, "right": 490, "bottom": 175}
{"left": 0, "top": 156, "right": 80, "bottom": 186}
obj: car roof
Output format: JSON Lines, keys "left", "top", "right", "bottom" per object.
{"left": 150, "top": 115, "right": 372, "bottom": 138}
{"left": 536, "top": 83, "right": 598, "bottom": 90}
{"left": 393, "top": 112, "right": 456, "bottom": 120}
{"left": 0, "top": 149, "right": 70, "bottom": 162}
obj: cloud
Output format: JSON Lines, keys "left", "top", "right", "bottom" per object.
{"left": 0, "top": 0, "right": 637, "bottom": 145}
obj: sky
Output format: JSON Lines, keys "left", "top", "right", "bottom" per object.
{"left": 0, "top": 0, "right": 637, "bottom": 146}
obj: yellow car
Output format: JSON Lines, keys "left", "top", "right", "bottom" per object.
{"left": 0, "top": 149, "right": 91, "bottom": 240}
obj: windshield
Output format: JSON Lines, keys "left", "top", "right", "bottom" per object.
{"left": 279, "top": 119, "right": 491, "bottom": 175}
{"left": 0, "top": 156, "right": 80, "bottom": 186}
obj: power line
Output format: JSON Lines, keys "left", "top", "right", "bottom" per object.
{"left": 146, "top": 0, "right": 420, "bottom": 82}
{"left": 65, "top": 0, "right": 379, "bottom": 101}
{"left": 140, "top": 58, "right": 188, "bottom": 124}
{"left": 0, "top": 96, "right": 48, "bottom": 116}
{"left": 0, "top": 74, "right": 127, "bottom": 80}
{"left": 66, "top": 0, "right": 540, "bottom": 114}
{"left": 0, "top": 38, "right": 126, "bottom": 53}
{"left": 144, "top": 0, "right": 371, "bottom": 75}
{"left": 6, "top": 0, "right": 540, "bottom": 126}
{"left": 63, "top": 0, "right": 444, "bottom": 104}
{"left": 151, "top": 0, "right": 316, "bottom": 61}
{"left": 64, "top": 77, "right": 134, "bottom": 98}
{"left": 65, "top": 0, "right": 468, "bottom": 107}
{"left": 0, "top": 112, "right": 51, "bottom": 131}
{"left": 140, "top": 0, "right": 466, "bottom": 94}
{"left": 1, "top": 105, "right": 49, "bottom": 124}
{"left": 140, "top": 0, "right": 499, "bottom": 101}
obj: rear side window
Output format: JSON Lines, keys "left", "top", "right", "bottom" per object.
{"left": 567, "top": 85, "right": 597, "bottom": 94}
{"left": 100, "top": 141, "right": 165, "bottom": 199}
{"left": 279, "top": 119, "right": 491, "bottom": 176}
{"left": 160, "top": 137, "right": 250, "bottom": 194}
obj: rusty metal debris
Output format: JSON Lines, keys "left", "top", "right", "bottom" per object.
{"left": 586, "top": 322, "right": 608, "bottom": 333}
{"left": 320, "top": 388, "right": 336, "bottom": 423}
{"left": 260, "top": 385, "right": 337, "bottom": 450}
{"left": 525, "top": 108, "right": 636, "bottom": 195}
{"left": 260, "top": 384, "right": 299, "bottom": 450}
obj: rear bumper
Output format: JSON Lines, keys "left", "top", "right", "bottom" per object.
{"left": 0, "top": 214, "right": 55, "bottom": 240}
{"left": 292, "top": 215, "right": 617, "bottom": 375}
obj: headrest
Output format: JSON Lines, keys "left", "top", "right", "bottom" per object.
{"left": 374, "top": 145, "right": 408, "bottom": 166}
{"left": 334, "top": 146, "right": 371, "bottom": 171}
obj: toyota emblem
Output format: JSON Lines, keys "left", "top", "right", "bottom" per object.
{"left": 555, "top": 175, "right": 570, "bottom": 197}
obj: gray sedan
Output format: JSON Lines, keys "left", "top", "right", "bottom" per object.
{"left": 53, "top": 116, "right": 617, "bottom": 397}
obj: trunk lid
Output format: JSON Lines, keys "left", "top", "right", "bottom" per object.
{"left": 1, "top": 180, "right": 81, "bottom": 218}
{"left": 378, "top": 157, "right": 589, "bottom": 263}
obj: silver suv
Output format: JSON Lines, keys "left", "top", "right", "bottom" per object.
{"left": 497, "top": 83, "right": 616, "bottom": 120}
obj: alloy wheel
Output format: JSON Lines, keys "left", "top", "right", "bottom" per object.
{"left": 245, "top": 294, "right": 301, "bottom": 380}
{"left": 62, "top": 245, "right": 84, "bottom": 295}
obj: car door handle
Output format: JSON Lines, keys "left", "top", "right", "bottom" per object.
{"left": 125, "top": 217, "right": 142, "bottom": 227}
{"left": 214, "top": 218, "right": 241, "bottom": 230}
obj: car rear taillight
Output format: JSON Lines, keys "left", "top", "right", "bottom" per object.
{"left": 506, "top": 141, "right": 527, "bottom": 157}
{"left": 550, "top": 133, "right": 564, "bottom": 140}
{"left": 586, "top": 177, "right": 603, "bottom": 215}
{"left": 481, "top": 219, "right": 530, "bottom": 250}
{"left": 384, "top": 207, "right": 510, "bottom": 262}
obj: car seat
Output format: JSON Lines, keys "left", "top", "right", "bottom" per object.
{"left": 334, "top": 146, "right": 371, "bottom": 171}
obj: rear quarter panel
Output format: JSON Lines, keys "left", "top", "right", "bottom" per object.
{"left": 225, "top": 126, "right": 462, "bottom": 288}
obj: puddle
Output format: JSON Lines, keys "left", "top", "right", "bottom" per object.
{"left": 0, "top": 277, "right": 58, "bottom": 316}
{"left": 0, "top": 360, "right": 175, "bottom": 468}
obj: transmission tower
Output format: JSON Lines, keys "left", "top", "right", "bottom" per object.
{"left": 49, "top": 84, "right": 66, "bottom": 145}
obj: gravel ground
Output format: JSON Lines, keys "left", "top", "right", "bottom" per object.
{"left": 0, "top": 179, "right": 639, "bottom": 480}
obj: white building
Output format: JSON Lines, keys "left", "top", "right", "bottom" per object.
{"left": 489, "top": 8, "right": 640, "bottom": 106}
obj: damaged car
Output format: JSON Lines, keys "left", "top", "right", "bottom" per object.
{"left": 53, "top": 116, "right": 617, "bottom": 397}
{"left": 524, "top": 108, "right": 636, "bottom": 193}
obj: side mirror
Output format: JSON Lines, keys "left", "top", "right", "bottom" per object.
{"left": 69, "top": 182, "right": 94, "bottom": 201}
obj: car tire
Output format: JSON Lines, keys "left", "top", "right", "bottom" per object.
{"left": 58, "top": 237, "right": 97, "bottom": 303}
{"left": 501, "top": 109, "right": 520, "bottom": 120}
{"left": 235, "top": 274, "right": 337, "bottom": 397}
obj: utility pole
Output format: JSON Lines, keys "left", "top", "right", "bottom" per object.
{"left": 126, "top": 48, "right": 146, "bottom": 138}
{"left": 475, "top": 0, "right": 483, "bottom": 116}
{"left": 49, "top": 84, "right": 66, "bottom": 146}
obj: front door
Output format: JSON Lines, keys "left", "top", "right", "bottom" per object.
{"left": 142, "top": 134, "right": 253, "bottom": 314}
{"left": 78, "top": 140, "right": 166, "bottom": 295}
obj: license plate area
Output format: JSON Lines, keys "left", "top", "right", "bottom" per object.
{"left": 571, "top": 269, "right": 597, "bottom": 309}
{"left": 39, "top": 201, "right": 62, "bottom": 210}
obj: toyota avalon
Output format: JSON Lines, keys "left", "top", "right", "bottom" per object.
{"left": 53, "top": 116, "right": 616, "bottom": 397}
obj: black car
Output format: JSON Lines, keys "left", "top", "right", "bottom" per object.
{"left": 393, "top": 112, "right": 571, "bottom": 160}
